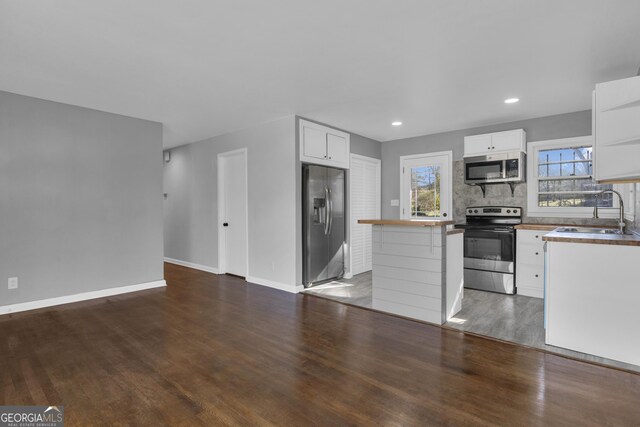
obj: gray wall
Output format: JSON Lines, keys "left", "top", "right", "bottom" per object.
{"left": 163, "top": 116, "right": 298, "bottom": 288}
{"left": 0, "top": 91, "right": 164, "bottom": 306}
{"left": 381, "top": 110, "right": 594, "bottom": 220}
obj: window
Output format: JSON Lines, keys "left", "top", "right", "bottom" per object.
{"left": 410, "top": 165, "right": 441, "bottom": 217}
{"left": 527, "top": 137, "right": 616, "bottom": 218}
{"left": 400, "top": 151, "right": 452, "bottom": 220}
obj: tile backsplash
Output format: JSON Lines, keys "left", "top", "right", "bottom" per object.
{"left": 452, "top": 160, "right": 618, "bottom": 226}
{"left": 630, "top": 183, "right": 640, "bottom": 232}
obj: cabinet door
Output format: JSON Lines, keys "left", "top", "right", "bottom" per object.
{"left": 463, "top": 134, "right": 492, "bottom": 157}
{"left": 327, "top": 133, "right": 348, "bottom": 164}
{"left": 302, "top": 125, "right": 327, "bottom": 160}
{"left": 594, "top": 76, "right": 640, "bottom": 182}
{"left": 491, "top": 130, "right": 525, "bottom": 153}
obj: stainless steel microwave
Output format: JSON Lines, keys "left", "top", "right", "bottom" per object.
{"left": 464, "top": 151, "right": 525, "bottom": 184}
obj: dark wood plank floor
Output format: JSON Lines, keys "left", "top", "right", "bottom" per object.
{"left": 1, "top": 263, "right": 639, "bottom": 426}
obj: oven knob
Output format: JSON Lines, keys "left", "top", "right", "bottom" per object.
{"left": 513, "top": 209, "right": 518, "bottom": 213}
{"left": 468, "top": 209, "right": 472, "bottom": 214}
{"left": 474, "top": 209, "right": 478, "bottom": 213}
{"left": 507, "top": 209, "right": 511, "bottom": 213}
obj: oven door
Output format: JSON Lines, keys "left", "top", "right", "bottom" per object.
{"left": 463, "top": 228, "right": 514, "bottom": 273}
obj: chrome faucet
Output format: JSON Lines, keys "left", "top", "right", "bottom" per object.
{"left": 593, "top": 189, "right": 626, "bottom": 234}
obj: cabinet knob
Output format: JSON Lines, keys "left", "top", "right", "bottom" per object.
{"left": 535, "top": 252, "right": 539, "bottom": 255}
{"left": 488, "top": 147, "right": 491, "bottom": 149}
{"left": 535, "top": 274, "right": 539, "bottom": 278}
{"left": 329, "top": 157, "right": 332, "bottom": 159}
{"left": 535, "top": 235, "right": 539, "bottom": 238}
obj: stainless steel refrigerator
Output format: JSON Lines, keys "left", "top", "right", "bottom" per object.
{"left": 303, "top": 164, "right": 346, "bottom": 288}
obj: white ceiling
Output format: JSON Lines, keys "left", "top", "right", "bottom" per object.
{"left": 2, "top": 1, "right": 640, "bottom": 148}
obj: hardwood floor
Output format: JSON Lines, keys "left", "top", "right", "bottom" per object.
{"left": 1, "top": 263, "right": 639, "bottom": 426}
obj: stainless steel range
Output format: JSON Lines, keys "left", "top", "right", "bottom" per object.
{"left": 454, "top": 206, "right": 522, "bottom": 294}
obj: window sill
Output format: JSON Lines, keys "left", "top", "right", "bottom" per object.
{"left": 526, "top": 209, "right": 620, "bottom": 219}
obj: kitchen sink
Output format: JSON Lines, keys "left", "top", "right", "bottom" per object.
{"left": 554, "top": 227, "right": 624, "bottom": 235}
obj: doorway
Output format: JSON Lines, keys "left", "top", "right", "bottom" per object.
{"left": 218, "top": 148, "right": 248, "bottom": 277}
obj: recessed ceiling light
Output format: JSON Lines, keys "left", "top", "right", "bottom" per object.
{"left": 504, "top": 98, "right": 520, "bottom": 104}
{"left": 392, "top": 121, "right": 403, "bottom": 126}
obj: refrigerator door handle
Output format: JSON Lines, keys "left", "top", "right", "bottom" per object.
{"left": 324, "top": 186, "right": 330, "bottom": 235}
{"left": 327, "top": 186, "right": 333, "bottom": 235}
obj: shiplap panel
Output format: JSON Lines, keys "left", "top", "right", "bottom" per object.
{"left": 373, "top": 288, "right": 441, "bottom": 311}
{"left": 373, "top": 253, "right": 442, "bottom": 273}
{"left": 373, "top": 228, "right": 443, "bottom": 246}
{"left": 372, "top": 242, "right": 442, "bottom": 259}
{"left": 370, "top": 224, "right": 447, "bottom": 325}
{"left": 373, "top": 299, "right": 441, "bottom": 324}
{"left": 373, "top": 266, "right": 442, "bottom": 286}
{"left": 372, "top": 276, "right": 441, "bottom": 298}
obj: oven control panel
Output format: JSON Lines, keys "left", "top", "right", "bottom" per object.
{"left": 466, "top": 206, "right": 521, "bottom": 217}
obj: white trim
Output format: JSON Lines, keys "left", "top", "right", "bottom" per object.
{"left": 164, "top": 257, "right": 219, "bottom": 274}
{"left": 0, "top": 280, "right": 166, "bottom": 316}
{"left": 246, "top": 275, "right": 302, "bottom": 294}
{"left": 217, "top": 148, "right": 250, "bottom": 277}
{"left": 399, "top": 150, "right": 453, "bottom": 220}
{"left": 348, "top": 154, "right": 381, "bottom": 277}
{"left": 527, "top": 136, "right": 619, "bottom": 218}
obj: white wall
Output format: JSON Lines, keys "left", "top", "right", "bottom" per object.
{"left": 163, "top": 116, "right": 298, "bottom": 290}
{"left": 0, "top": 91, "right": 164, "bottom": 307}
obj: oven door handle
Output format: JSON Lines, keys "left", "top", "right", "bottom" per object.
{"left": 468, "top": 228, "right": 514, "bottom": 233}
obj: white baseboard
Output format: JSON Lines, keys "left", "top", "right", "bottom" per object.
{"left": 0, "top": 280, "right": 166, "bottom": 316}
{"left": 343, "top": 272, "right": 354, "bottom": 279}
{"left": 164, "top": 257, "right": 219, "bottom": 274}
{"left": 246, "top": 275, "right": 301, "bottom": 294}
{"left": 517, "top": 287, "right": 544, "bottom": 299}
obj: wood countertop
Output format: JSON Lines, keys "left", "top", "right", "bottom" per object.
{"left": 357, "top": 219, "right": 456, "bottom": 227}
{"left": 543, "top": 230, "right": 640, "bottom": 247}
{"left": 515, "top": 223, "right": 616, "bottom": 231}
{"left": 446, "top": 229, "right": 464, "bottom": 236}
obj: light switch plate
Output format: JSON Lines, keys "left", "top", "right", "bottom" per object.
{"left": 390, "top": 199, "right": 399, "bottom": 206}
{"left": 8, "top": 277, "right": 18, "bottom": 290}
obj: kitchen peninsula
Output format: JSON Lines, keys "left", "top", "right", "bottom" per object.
{"left": 357, "top": 219, "right": 463, "bottom": 324}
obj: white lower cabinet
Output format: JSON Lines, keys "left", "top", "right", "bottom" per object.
{"left": 515, "top": 229, "right": 545, "bottom": 298}
{"left": 545, "top": 241, "right": 640, "bottom": 366}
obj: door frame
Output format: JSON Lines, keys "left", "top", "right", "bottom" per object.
{"left": 346, "top": 154, "right": 381, "bottom": 279}
{"left": 399, "top": 150, "right": 453, "bottom": 220}
{"left": 217, "top": 148, "right": 250, "bottom": 277}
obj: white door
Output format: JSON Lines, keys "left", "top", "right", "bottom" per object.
{"left": 400, "top": 151, "right": 452, "bottom": 220}
{"left": 350, "top": 155, "right": 381, "bottom": 276}
{"left": 218, "top": 149, "right": 248, "bottom": 277}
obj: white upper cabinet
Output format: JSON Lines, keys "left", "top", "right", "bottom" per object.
{"left": 299, "top": 119, "right": 350, "bottom": 169}
{"left": 464, "top": 129, "right": 526, "bottom": 157}
{"left": 593, "top": 75, "right": 640, "bottom": 183}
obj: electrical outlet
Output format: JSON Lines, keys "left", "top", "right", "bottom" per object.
{"left": 8, "top": 277, "right": 18, "bottom": 290}
{"left": 390, "top": 199, "right": 400, "bottom": 206}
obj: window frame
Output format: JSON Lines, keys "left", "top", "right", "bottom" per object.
{"left": 527, "top": 136, "right": 619, "bottom": 218}
{"left": 399, "top": 151, "right": 453, "bottom": 220}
